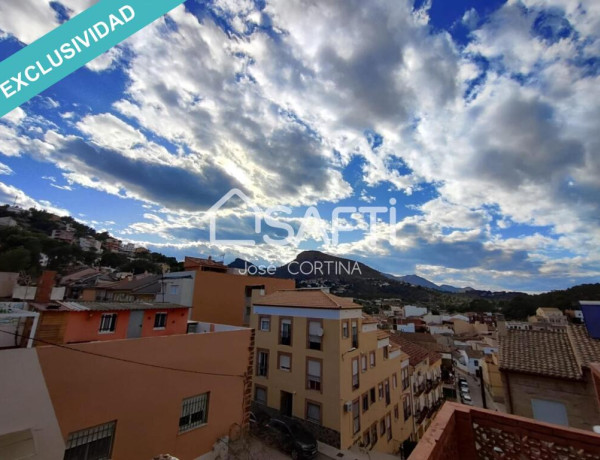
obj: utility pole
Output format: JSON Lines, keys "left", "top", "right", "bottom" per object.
{"left": 477, "top": 366, "right": 487, "bottom": 409}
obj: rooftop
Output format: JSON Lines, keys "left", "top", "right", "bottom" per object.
{"left": 389, "top": 333, "right": 440, "bottom": 367}
{"left": 30, "top": 301, "right": 187, "bottom": 312}
{"left": 408, "top": 402, "right": 600, "bottom": 460}
{"left": 499, "top": 325, "right": 600, "bottom": 380}
{"left": 255, "top": 289, "right": 360, "bottom": 310}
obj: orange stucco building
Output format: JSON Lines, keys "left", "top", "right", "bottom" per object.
{"left": 29, "top": 301, "right": 190, "bottom": 344}
{"left": 184, "top": 257, "right": 295, "bottom": 326}
{"left": 36, "top": 326, "right": 254, "bottom": 460}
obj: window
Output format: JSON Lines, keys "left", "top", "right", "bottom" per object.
{"left": 254, "top": 386, "right": 267, "bottom": 405}
{"left": 154, "top": 312, "right": 167, "bottom": 329}
{"left": 179, "top": 393, "right": 209, "bottom": 432}
{"left": 307, "top": 359, "right": 322, "bottom": 391}
{"left": 392, "top": 373, "right": 398, "bottom": 389}
{"left": 278, "top": 352, "right": 291, "bottom": 372}
{"left": 394, "top": 404, "right": 399, "bottom": 419}
{"left": 342, "top": 320, "right": 349, "bottom": 338}
{"left": 531, "top": 399, "right": 569, "bottom": 426}
{"left": 384, "top": 379, "right": 391, "bottom": 406}
{"left": 403, "top": 397, "right": 412, "bottom": 420}
{"left": 351, "top": 320, "right": 358, "bottom": 348}
{"left": 306, "top": 401, "right": 321, "bottom": 424}
{"left": 280, "top": 318, "right": 292, "bottom": 346}
{"left": 378, "top": 383, "right": 383, "bottom": 400}
{"left": 385, "top": 414, "right": 392, "bottom": 441}
{"left": 256, "top": 350, "right": 269, "bottom": 377}
{"left": 64, "top": 421, "right": 116, "bottom": 460}
{"left": 401, "top": 367, "right": 409, "bottom": 390}
{"left": 169, "top": 284, "right": 179, "bottom": 295}
{"left": 473, "top": 360, "right": 479, "bottom": 367}
{"left": 383, "top": 346, "right": 389, "bottom": 360}
{"left": 371, "top": 423, "right": 378, "bottom": 445}
{"left": 369, "top": 351, "right": 376, "bottom": 368}
{"left": 259, "top": 316, "right": 270, "bottom": 332}
{"left": 361, "top": 354, "right": 367, "bottom": 373}
{"left": 307, "top": 319, "right": 323, "bottom": 350}
{"left": 362, "top": 393, "right": 369, "bottom": 413}
{"left": 379, "top": 418, "right": 386, "bottom": 436}
{"left": 352, "top": 399, "right": 360, "bottom": 434}
{"left": 352, "top": 357, "right": 360, "bottom": 390}
{"left": 370, "top": 387, "right": 376, "bottom": 404}
{"left": 363, "top": 430, "right": 371, "bottom": 447}
{"left": 99, "top": 313, "right": 117, "bottom": 333}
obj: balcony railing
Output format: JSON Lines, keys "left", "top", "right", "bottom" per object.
{"left": 413, "top": 383, "right": 425, "bottom": 396}
{"left": 425, "top": 380, "right": 433, "bottom": 393}
{"left": 408, "top": 402, "right": 600, "bottom": 460}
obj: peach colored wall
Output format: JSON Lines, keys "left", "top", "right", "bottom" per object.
{"left": 140, "top": 308, "right": 189, "bottom": 337}
{"left": 37, "top": 330, "right": 252, "bottom": 460}
{"left": 191, "top": 272, "right": 294, "bottom": 326}
{"left": 63, "top": 311, "right": 130, "bottom": 343}
{"left": 61, "top": 309, "right": 189, "bottom": 343}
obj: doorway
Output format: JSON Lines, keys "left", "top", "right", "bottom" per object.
{"left": 127, "top": 310, "right": 144, "bottom": 338}
{"left": 280, "top": 391, "right": 293, "bottom": 417}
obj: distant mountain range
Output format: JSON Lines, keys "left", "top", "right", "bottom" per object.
{"left": 229, "top": 250, "right": 469, "bottom": 293}
{"left": 385, "top": 274, "right": 473, "bottom": 293}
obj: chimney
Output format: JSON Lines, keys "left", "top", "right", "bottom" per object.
{"left": 34, "top": 270, "right": 57, "bottom": 303}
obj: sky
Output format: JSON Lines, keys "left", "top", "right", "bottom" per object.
{"left": 0, "top": 0, "right": 599, "bottom": 293}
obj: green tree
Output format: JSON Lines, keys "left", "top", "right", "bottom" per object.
{"left": 0, "top": 247, "right": 32, "bottom": 272}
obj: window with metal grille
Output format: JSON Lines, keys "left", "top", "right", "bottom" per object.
{"left": 179, "top": 393, "right": 209, "bottom": 433}
{"left": 257, "top": 351, "right": 269, "bottom": 377}
{"left": 154, "top": 312, "right": 167, "bottom": 329}
{"left": 351, "top": 320, "right": 358, "bottom": 348}
{"left": 63, "top": 420, "right": 116, "bottom": 460}
{"left": 99, "top": 314, "right": 117, "bottom": 333}
{"left": 280, "top": 318, "right": 292, "bottom": 345}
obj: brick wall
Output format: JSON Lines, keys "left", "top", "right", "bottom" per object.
{"left": 502, "top": 369, "right": 600, "bottom": 430}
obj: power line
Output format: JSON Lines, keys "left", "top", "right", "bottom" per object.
{"left": 0, "top": 329, "right": 245, "bottom": 378}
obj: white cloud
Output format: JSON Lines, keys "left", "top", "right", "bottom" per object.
{"left": 0, "top": 181, "right": 69, "bottom": 215}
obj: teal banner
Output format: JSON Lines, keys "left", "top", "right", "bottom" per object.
{"left": 0, "top": 0, "right": 185, "bottom": 118}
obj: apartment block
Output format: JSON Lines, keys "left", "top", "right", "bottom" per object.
{"left": 389, "top": 334, "right": 443, "bottom": 442}
{"left": 184, "top": 256, "right": 294, "bottom": 326}
{"left": 250, "top": 289, "right": 413, "bottom": 454}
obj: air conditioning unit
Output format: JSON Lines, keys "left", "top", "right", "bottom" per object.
{"left": 316, "top": 328, "right": 324, "bottom": 337}
{"left": 343, "top": 401, "right": 353, "bottom": 412}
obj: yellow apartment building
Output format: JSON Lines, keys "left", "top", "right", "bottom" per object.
{"left": 250, "top": 289, "right": 413, "bottom": 454}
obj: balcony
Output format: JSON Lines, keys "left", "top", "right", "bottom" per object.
{"left": 408, "top": 402, "right": 600, "bottom": 460}
{"left": 415, "top": 406, "right": 428, "bottom": 425}
{"left": 425, "top": 380, "right": 433, "bottom": 394}
{"left": 413, "top": 383, "right": 425, "bottom": 396}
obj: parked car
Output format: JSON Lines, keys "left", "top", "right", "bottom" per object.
{"left": 461, "top": 393, "right": 472, "bottom": 404}
{"left": 249, "top": 408, "right": 270, "bottom": 434}
{"left": 460, "top": 386, "right": 470, "bottom": 395}
{"left": 458, "top": 377, "right": 468, "bottom": 384}
{"left": 264, "top": 418, "right": 318, "bottom": 459}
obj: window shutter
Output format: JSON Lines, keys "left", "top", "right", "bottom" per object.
{"left": 308, "top": 360, "right": 321, "bottom": 376}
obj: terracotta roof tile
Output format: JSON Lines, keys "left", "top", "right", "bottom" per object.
{"left": 389, "top": 333, "right": 431, "bottom": 367}
{"left": 499, "top": 329, "right": 583, "bottom": 380}
{"left": 255, "top": 289, "right": 360, "bottom": 310}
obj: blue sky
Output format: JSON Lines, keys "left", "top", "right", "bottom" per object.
{"left": 1, "top": 0, "right": 600, "bottom": 293}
